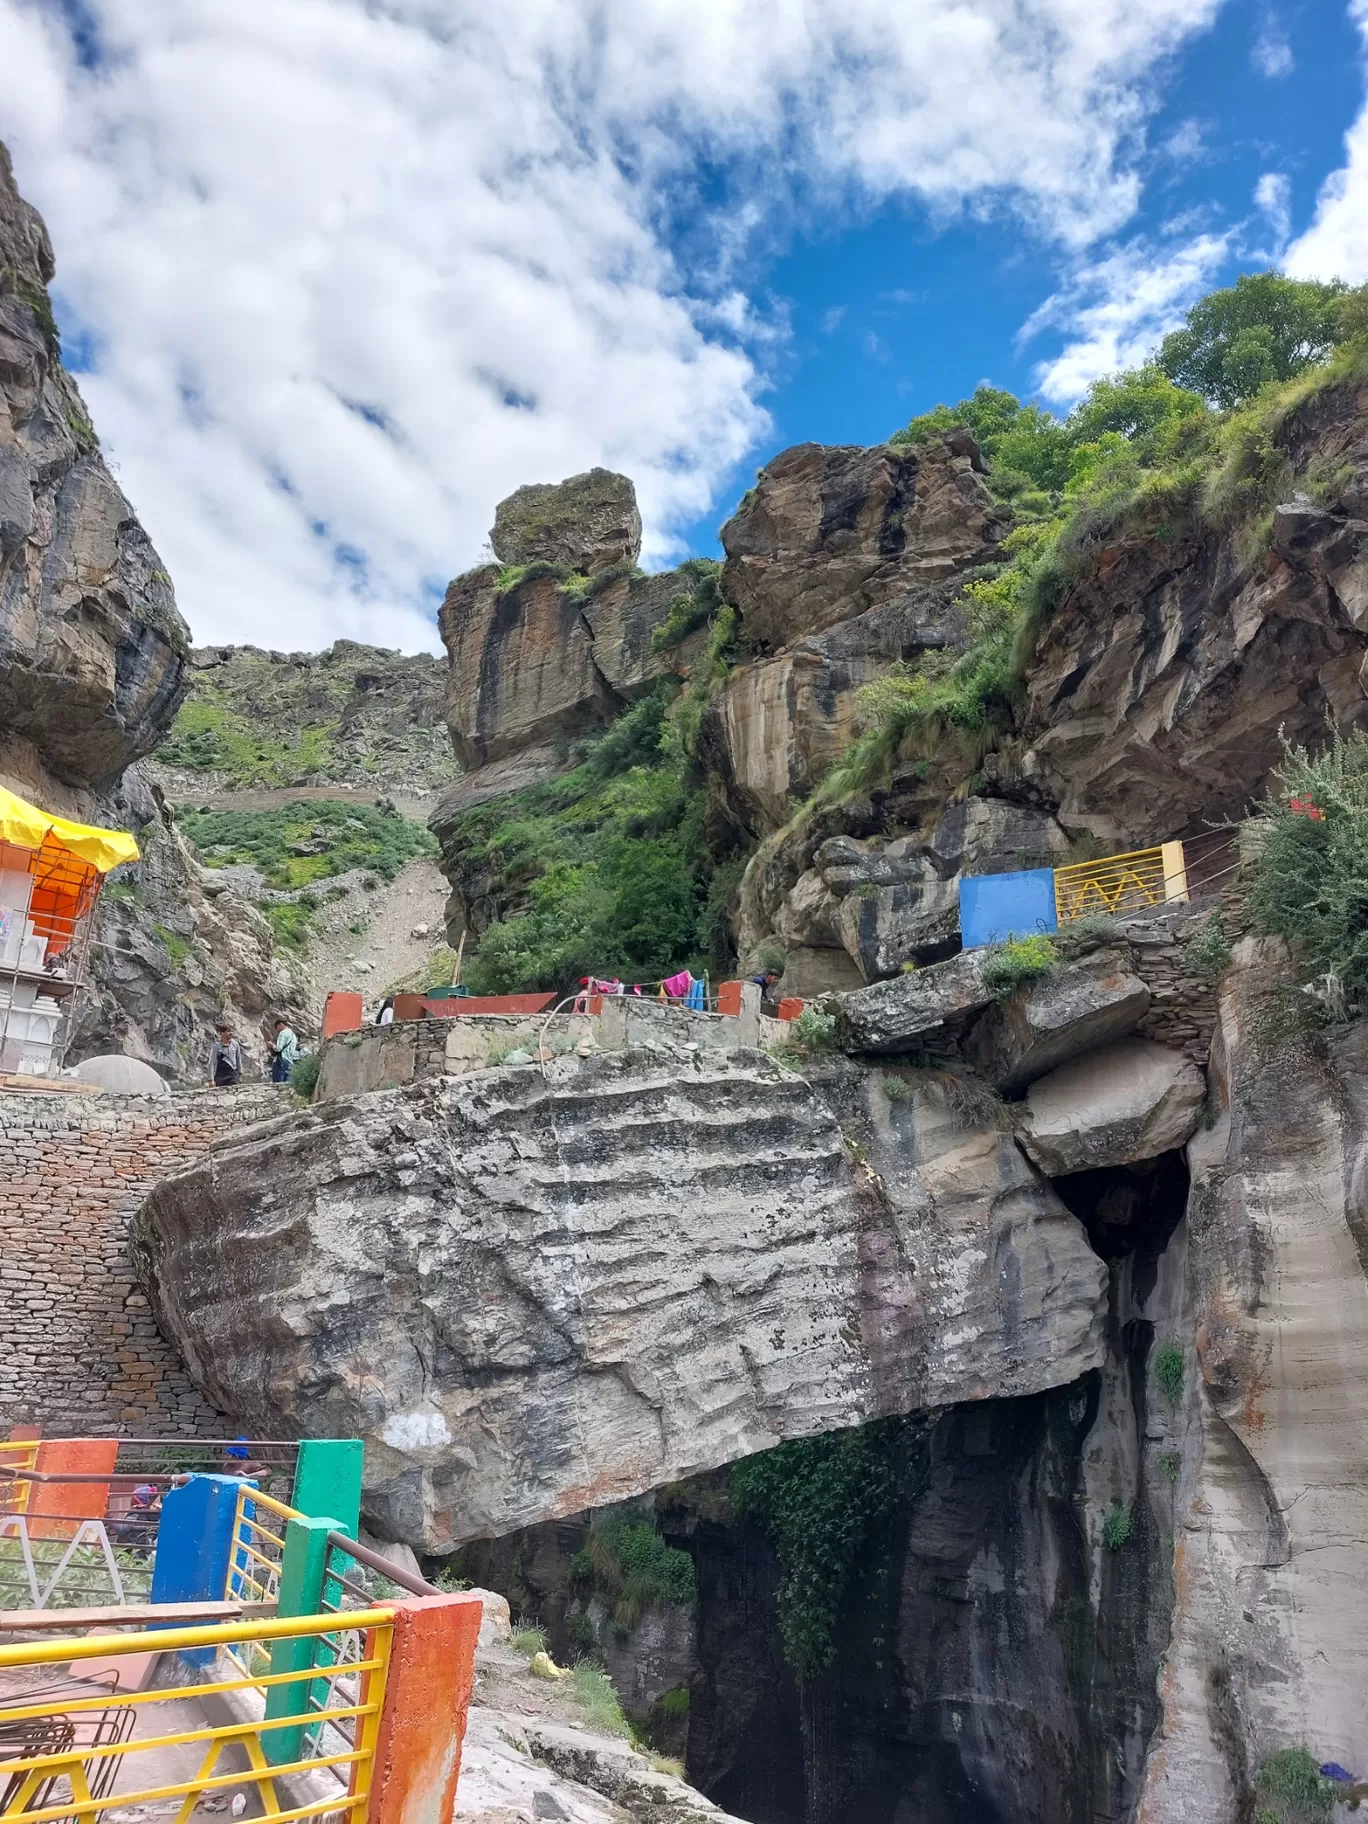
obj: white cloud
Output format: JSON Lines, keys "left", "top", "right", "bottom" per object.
{"left": 1025, "top": 231, "right": 1232, "bottom": 404}
{"left": 1251, "top": 12, "right": 1294, "bottom": 77}
{"left": 1254, "top": 171, "right": 1292, "bottom": 248}
{"left": 1286, "top": 1, "right": 1368, "bottom": 284}
{"left": 0, "top": 0, "right": 1223, "bottom": 649}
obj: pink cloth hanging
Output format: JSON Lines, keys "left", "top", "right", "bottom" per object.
{"left": 662, "top": 970, "right": 692, "bottom": 999}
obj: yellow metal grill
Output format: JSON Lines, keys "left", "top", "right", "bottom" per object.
{"left": 0, "top": 1608, "right": 393, "bottom": 1824}
{"left": 222, "top": 1486, "right": 301, "bottom": 1682}
{"left": 1053, "top": 842, "right": 1188, "bottom": 925}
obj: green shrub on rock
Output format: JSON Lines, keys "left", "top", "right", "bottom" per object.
{"left": 1254, "top": 1746, "right": 1336, "bottom": 1822}
{"left": 981, "top": 933, "right": 1057, "bottom": 999}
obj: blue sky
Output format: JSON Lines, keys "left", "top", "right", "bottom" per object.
{"left": 679, "top": 0, "right": 1363, "bottom": 550}
{"left": 1, "top": 0, "right": 1365, "bottom": 650}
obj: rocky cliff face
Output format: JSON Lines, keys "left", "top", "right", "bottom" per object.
{"left": 1137, "top": 937, "right": 1368, "bottom": 1820}
{"left": 1022, "top": 382, "right": 1368, "bottom": 849}
{"left": 434, "top": 469, "right": 698, "bottom": 795}
{"left": 1, "top": 142, "right": 188, "bottom": 809}
{"left": 0, "top": 141, "right": 310, "bottom": 1079}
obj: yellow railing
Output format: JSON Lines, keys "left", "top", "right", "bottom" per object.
{"left": 1053, "top": 841, "right": 1188, "bottom": 925}
{"left": 0, "top": 1444, "right": 39, "bottom": 1520}
{"left": 0, "top": 1607, "right": 393, "bottom": 1823}
{"left": 222, "top": 1485, "right": 305, "bottom": 1681}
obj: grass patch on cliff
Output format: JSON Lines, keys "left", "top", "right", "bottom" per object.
{"left": 159, "top": 692, "right": 338, "bottom": 785}
{"left": 1254, "top": 1747, "right": 1337, "bottom": 1822}
{"left": 816, "top": 291, "right": 1368, "bottom": 811}
{"left": 981, "top": 933, "right": 1057, "bottom": 998}
{"left": 569, "top": 1517, "right": 696, "bottom": 1631}
{"left": 177, "top": 800, "right": 436, "bottom": 889}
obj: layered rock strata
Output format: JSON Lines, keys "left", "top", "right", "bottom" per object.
{"left": 133, "top": 1048, "right": 1106, "bottom": 1549}
{"left": 1022, "top": 384, "right": 1368, "bottom": 847}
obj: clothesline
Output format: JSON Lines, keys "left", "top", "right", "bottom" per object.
{"left": 575, "top": 970, "right": 708, "bottom": 1009}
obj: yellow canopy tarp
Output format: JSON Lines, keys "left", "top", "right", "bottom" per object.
{"left": 0, "top": 786, "right": 140, "bottom": 872}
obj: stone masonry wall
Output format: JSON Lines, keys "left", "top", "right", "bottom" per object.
{"left": 0, "top": 1083, "right": 281, "bottom": 1434}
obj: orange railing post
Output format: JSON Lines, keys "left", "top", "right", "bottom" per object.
{"left": 364, "top": 1592, "right": 483, "bottom": 1824}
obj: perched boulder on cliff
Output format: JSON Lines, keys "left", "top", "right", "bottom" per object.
{"left": 436, "top": 473, "right": 697, "bottom": 775}
{"left": 1016, "top": 1039, "right": 1204, "bottom": 1175}
{"left": 0, "top": 142, "right": 188, "bottom": 802}
{"left": 133, "top": 1047, "right": 1105, "bottom": 1549}
{"left": 492, "top": 468, "right": 643, "bottom": 573}
{"left": 720, "top": 435, "right": 1004, "bottom": 652}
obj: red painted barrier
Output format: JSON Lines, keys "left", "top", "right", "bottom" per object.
{"left": 366, "top": 1592, "right": 484, "bottom": 1824}
{"left": 26, "top": 1438, "right": 119, "bottom": 1541}
{"left": 421, "top": 992, "right": 557, "bottom": 1018}
{"left": 776, "top": 998, "right": 805, "bottom": 1021}
{"left": 716, "top": 981, "right": 743, "bottom": 1017}
{"left": 392, "top": 993, "right": 429, "bottom": 1022}
{"left": 322, "top": 991, "right": 364, "bottom": 1038}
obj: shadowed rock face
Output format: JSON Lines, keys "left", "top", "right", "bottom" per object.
{"left": 0, "top": 142, "right": 188, "bottom": 805}
{"left": 133, "top": 1050, "right": 1106, "bottom": 1550}
{"left": 1136, "top": 938, "right": 1368, "bottom": 1821}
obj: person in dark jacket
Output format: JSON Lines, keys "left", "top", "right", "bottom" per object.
{"left": 209, "top": 1024, "right": 242, "bottom": 1087}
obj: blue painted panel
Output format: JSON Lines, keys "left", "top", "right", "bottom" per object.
{"left": 150, "top": 1473, "right": 255, "bottom": 1664}
{"left": 959, "top": 869, "right": 1058, "bottom": 950}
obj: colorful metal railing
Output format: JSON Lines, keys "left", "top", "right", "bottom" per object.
{"left": 222, "top": 1485, "right": 302, "bottom": 1682}
{"left": 0, "top": 1446, "right": 38, "bottom": 1521}
{"left": 0, "top": 1607, "right": 394, "bottom": 1822}
{"left": 1053, "top": 841, "right": 1189, "bottom": 925}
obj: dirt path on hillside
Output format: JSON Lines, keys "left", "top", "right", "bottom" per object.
{"left": 303, "top": 854, "right": 451, "bottom": 1016}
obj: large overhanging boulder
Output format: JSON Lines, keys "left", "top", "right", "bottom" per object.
{"left": 131, "top": 1050, "right": 1106, "bottom": 1550}
{"left": 1015, "top": 1039, "right": 1205, "bottom": 1176}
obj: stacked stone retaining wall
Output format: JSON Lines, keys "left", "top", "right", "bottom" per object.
{"left": 0, "top": 1083, "right": 281, "bottom": 1434}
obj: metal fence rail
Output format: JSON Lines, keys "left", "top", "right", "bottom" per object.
{"left": 1053, "top": 841, "right": 1189, "bottom": 924}
{"left": 0, "top": 1608, "right": 394, "bottom": 1824}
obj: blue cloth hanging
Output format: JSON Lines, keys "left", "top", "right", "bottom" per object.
{"left": 686, "top": 976, "right": 706, "bottom": 1010}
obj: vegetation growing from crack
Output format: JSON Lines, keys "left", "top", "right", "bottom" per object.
{"left": 732, "top": 1420, "right": 910, "bottom": 1680}
{"left": 1101, "top": 1506, "right": 1133, "bottom": 1551}
{"left": 817, "top": 275, "right": 1368, "bottom": 808}
{"left": 1254, "top": 1746, "right": 1337, "bottom": 1822}
{"left": 1153, "top": 1341, "right": 1185, "bottom": 1406}
{"left": 981, "top": 933, "right": 1057, "bottom": 998}
{"left": 1185, "top": 914, "right": 1234, "bottom": 983}
{"left": 569, "top": 1516, "right": 696, "bottom": 1631}
{"left": 1246, "top": 725, "right": 1368, "bottom": 998}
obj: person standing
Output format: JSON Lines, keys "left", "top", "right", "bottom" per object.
{"left": 209, "top": 1023, "right": 242, "bottom": 1087}
{"left": 271, "top": 1017, "right": 299, "bottom": 1083}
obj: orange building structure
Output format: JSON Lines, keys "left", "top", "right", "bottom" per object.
{"left": 0, "top": 787, "right": 139, "bottom": 1080}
